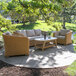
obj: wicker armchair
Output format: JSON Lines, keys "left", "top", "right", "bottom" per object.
{"left": 3, "top": 34, "right": 29, "bottom": 57}
{"left": 53, "top": 29, "right": 72, "bottom": 45}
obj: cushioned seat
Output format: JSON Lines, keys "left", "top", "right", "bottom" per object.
{"left": 28, "top": 35, "right": 43, "bottom": 40}
{"left": 53, "top": 29, "right": 72, "bottom": 45}
{"left": 16, "top": 30, "right": 27, "bottom": 36}
{"left": 3, "top": 33, "right": 29, "bottom": 57}
{"left": 57, "top": 36, "right": 65, "bottom": 39}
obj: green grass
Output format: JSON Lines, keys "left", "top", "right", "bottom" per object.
{"left": 72, "top": 34, "right": 76, "bottom": 52}
{"left": 1, "top": 20, "right": 76, "bottom": 35}
{"left": 74, "top": 45, "right": 76, "bottom": 52}
{"left": 73, "top": 34, "right": 76, "bottom": 52}
{"left": 15, "top": 20, "right": 56, "bottom": 31}
{"left": 13, "top": 21, "right": 76, "bottom": 32}
{"left": 65, "top": 61, "right": 76, "bottom": 76}
{"left": 73, "top": 34, "right": 76, "bottom": 44}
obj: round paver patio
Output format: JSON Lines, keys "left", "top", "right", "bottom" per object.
{"left": 0, "top": 44, "right": 76, "bottom": 68}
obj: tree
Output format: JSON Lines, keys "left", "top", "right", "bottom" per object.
{"left": 19, "top": 0, "right": 75, "bottom": 27}
{"left": 0, "top": 14, "right": 12, "bottom": 33}
{"left": 5, "top": 0, "right": 40, "bottom": 25}
{"left": 60, "top": 0, "right": 76, "bottom": 29}
{"left": 1, "top": 0, "right": 75, "bottom": 28}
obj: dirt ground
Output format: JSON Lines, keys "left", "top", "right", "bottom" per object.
{"left": 0, "top": 60, "right": 69, "bottom": 76}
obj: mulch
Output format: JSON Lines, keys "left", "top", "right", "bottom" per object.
{"left": 0, "top": 47, "right": 69, "bottom": 76}
{"left": 0, "top": 60, "right": 69, "bottom": 76}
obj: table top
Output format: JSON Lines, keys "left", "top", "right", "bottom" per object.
{"left": 34, "top": 37, "right": 57, "bottom": 41}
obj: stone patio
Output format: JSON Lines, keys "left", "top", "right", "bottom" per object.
{"left": 0, "top": 44, "right": 76, "bottom": 68}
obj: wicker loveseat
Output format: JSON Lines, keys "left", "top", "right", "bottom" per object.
{"left": 15, "top": 29, "right": 43, "bottom": 46}
{"left": 3, "top": 33, "right": 29, "bottom": 57}
{"left": 53, "top": 29, "right": 72, "bottom": 45}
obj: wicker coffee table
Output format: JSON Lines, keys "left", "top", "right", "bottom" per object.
{"left": 34, "top": 37, "right": 57, "bottom": 51}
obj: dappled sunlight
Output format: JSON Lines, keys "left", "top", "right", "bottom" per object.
{"left": 0, "top": 44, "right": 76, "bottom": 68}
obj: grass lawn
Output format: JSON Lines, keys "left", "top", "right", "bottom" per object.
{"left": 1, "top": 20, "right": 76, "bottom": 35}
{"left": 14, "top": 20, "right": 56, "bottom": 31}
{"left": 65, "top": 61, "right": 76, "bottom": 76}
{"left": 14, "top": 21, "right": 76, "bottom": 31}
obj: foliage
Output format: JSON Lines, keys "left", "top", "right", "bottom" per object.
{"left": 66, "top": 22, "right": 76, "bottom": 32}
{"left": 0, "top": 14, "right": 16, "bottom": 34}
{"left": 0, "top": 0, "right": 76, "bottom": 28}
{"left": 5, "top": 0, "right": 40, "bottom": 25}
{"left": 52, "top": 22, "right": 62, "bottom": 31}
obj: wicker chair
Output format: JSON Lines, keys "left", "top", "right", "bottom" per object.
{"left": 53, "top": 29, "right": 72, "bottom": 45}
{"left": 3, "top": 34, "right": 29, "bottom": 57}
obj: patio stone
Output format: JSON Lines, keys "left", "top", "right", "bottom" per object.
{"left": 0, "top": 44, "right": 76, "bottom": 68}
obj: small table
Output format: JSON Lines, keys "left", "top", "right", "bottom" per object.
{"left": 34, "top": 37, "right": 57, "bottom": 51}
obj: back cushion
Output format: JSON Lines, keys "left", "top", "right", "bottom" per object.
{"left": 26, "top": 30, "right": 35, "bottom": 37}
{"left": 34, "top": 29, "right": 42, "bottom": 36}
{"left": 12, "top": 32, "right": 24, "bottom": 37}
{"left": 5, "top": 31, "right": 12, "bottom": 36}
{"left": 59, "top": 29, "right": 70, "bottom": 36}
{"left": 16, "top": 30, "right": 27, "bottom": 36}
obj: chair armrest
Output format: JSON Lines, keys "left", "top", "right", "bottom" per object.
{"left": 65, "top": 31, "right": 72, "bottom": 40}
{"left": 53, "top": 31, "right": 60, "bottom": 37}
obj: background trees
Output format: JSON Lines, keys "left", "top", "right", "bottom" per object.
{"left": 0, "top": 0, "right": 76, "bottom": 30}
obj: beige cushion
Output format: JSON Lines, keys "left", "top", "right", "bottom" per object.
{"left": 34, "top": 29, "right": 42, "bottom": 36}
{"left": 28, "top": 37, "right": 35, "bottom": 40}
{"left": 5, "top": 31, "right": 12, "bottom": 35}
{"left": 57, "top": 36, "right": 65, "bottom": 39}
{"left": 12, "top": 32, "right": 24, "bottom": 37}
{"left": 59, "top": 29, "right": 69, "bottom": 36}
{"left": 26, "top": 30, "right": 35, "bottom": 37}
{"left": 54, "top": 31, "right": 60, "bottom": 37}
{"left": 16, "top": 30, "right": 27, "bottom": 36}
{"left": 28, "top": 35, "right": 43, "bottom": 40}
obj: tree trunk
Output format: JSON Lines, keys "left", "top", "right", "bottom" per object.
{"left": 63, "top": 8, "right": 66, "bottom": 29}
{"left": 22, "top": 17, "right": 25, "bottom": 26}
{"left": 63, "top": 16, "right": 66, "bottom": 29}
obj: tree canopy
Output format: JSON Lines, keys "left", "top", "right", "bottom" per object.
{"left": 0, "top": 14, "right": 11, "bottom": 32}
{"left": 0, "top": 0, "right": 76, "bottom": 28}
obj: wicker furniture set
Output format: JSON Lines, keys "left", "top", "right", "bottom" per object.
{"left": 3, "top": 29, "right": 72, "bottom": 57}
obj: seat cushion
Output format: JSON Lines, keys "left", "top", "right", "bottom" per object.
{"left": 12, "top": 32, "right": 24, "bottom": 37}
{"left": 26, "top": 30, "right": 35, "bottom": 37}
{"left": 16, "top": 30, "right": 27, "bottom": 36}
{"left": 59, "top": 29, "right": 69, "bottom": 36}
{"left": 34, "top": 29, "right": 42, "bottom": 36}
{"left": 28, "top": 37, "right": 35, "bottom": 40}
{"left": 57, "top": 36, "right": 65, "bottom": 39}
{"left": 28, "top": 35, "right": 43, "bottom": 40}
{"left": 5, "top": 31, "right": 12, "bottom": 36}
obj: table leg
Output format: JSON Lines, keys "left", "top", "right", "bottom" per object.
{"left": 54, "top": 39, "right": 57, "bottom": 47}
{"left": 42, "top": 41, "right": 46, "bottom": 51}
